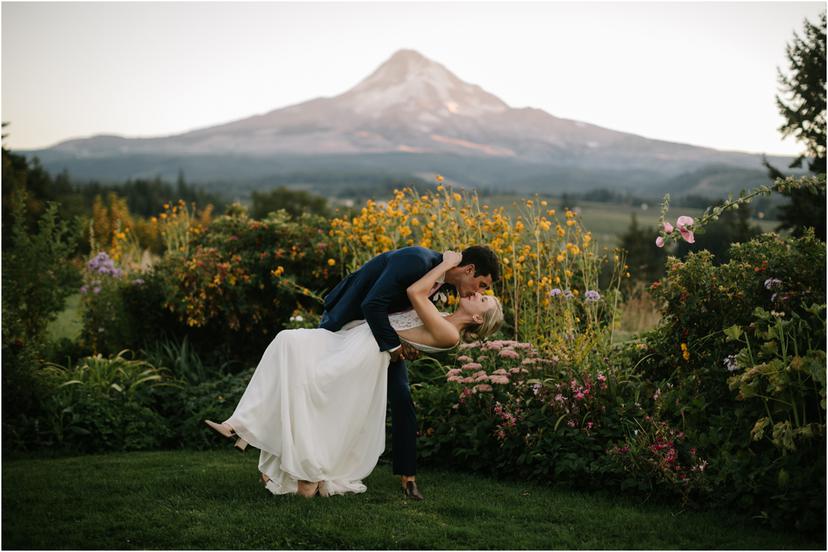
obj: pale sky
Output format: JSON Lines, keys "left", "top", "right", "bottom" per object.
{"left": 1, "top": 1, "right": 824, "bottom": 155}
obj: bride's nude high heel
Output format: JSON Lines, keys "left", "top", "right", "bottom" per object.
{"left": 204, "top": 420, "right": 249, "bottom": 451}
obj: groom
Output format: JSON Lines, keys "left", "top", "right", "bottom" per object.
{"left": 319, "top": 245, "right": 501, "bottom": 500}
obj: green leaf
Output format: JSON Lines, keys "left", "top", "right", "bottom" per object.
{"left": 723, "top": 324, "right": 743, "bottom": 342}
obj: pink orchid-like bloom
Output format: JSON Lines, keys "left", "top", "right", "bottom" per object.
{"left": 656, "top": 236, "right": 665, "bottom": 248}
{"left": 676, "top": 215, "right": 695, "bottom": 244}
{"left": 663, "top": 221, "right": 674, "bottom": 234}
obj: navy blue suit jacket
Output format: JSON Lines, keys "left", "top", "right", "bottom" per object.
{"left": 319, "top": 246, "right": 444, "bottom": 352}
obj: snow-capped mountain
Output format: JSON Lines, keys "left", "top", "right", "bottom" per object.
{"left": 26, "top": 49, "right": 790, "bottom": 194}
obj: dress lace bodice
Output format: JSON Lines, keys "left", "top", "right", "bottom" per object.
{"left": 389, "top": 310, "right": 456, "bottom": 353}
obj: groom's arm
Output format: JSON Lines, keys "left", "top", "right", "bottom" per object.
{"left": 360, "top": 252, "right": 431, "bottom": 353}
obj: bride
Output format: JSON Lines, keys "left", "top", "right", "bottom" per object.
{"left": 205, "top": 250, "right": 504, "bottom": 497}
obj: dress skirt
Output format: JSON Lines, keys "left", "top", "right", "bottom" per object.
{"left": 224, "top": 322, "right": 390, "bottom": 496}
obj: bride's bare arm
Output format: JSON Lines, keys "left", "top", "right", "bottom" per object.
{"left": 404, "top": 251, "right": 462, "bottom": 347}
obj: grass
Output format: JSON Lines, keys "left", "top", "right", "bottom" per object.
{"left": 46, "top": 292, "right": 83, "bottom": 342}
{"left": 3, "top": 449, "right": 823, "bottom": 550}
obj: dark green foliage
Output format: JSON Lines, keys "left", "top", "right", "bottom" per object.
{"left": 33, "top": 351, "right": 172, "bottom": 453}
{"left": 250, "top": 186, "right": 331, "bottom": 219}
{"left": 1, "top": 185, "right": 82, "bottom": 431}
{"left": 638, "top": 231, "right": 826, "bottom": 530}
{"left": 769, "top": 11, "right": 827, "bottom": 239}
{"left": 77, "top": 173, "right": 226, "bottom": 218}
{"left": 166, "top": 367, "right": 255, "bottom": 449}
{"left": 775, "top": 185, "right": 826, "bottom": 240}
{"left": 619, "top": 213, "right": 666, "bottom": 285}
{"left": 775, "top": 11, "right": 826, "bottom": 173}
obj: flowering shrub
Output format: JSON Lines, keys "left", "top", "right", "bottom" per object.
{"left": 413, "top": 338, "right": 707, "bottom": 500}
{"left": 78, "top": 251, "right": 135, "bottom": 354}
{"left": 631, "top": 229, "right": 826, "bottom": 530}
{"left": 328, "top": 180, "right": 625, "bottom": 362}
{"left": 150, "top": 208, "right": 344, "bottom": 365}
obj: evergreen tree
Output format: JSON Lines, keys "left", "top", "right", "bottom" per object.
{"left": 250, "top": 187, "right": 331, "bottom": 220}
{"left": 619, "top": 213, "right": 666, "bottom": 286}
{"left": 776, "top": 11, "right": 826, "bottom": 173}
{"left": 766, "top": 11, "right": 826, "bottom": 240}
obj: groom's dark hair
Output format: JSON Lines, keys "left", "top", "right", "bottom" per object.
{"left": 460, "top": 245, "right": 501, "bottom": 282}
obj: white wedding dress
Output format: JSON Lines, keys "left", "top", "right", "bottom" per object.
{"left": 223, "top": 310, "right": 452, "bottom": 497}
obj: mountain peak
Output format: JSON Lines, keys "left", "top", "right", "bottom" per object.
{"left": 340, "top": 49, "right": 508, "bottom": 118}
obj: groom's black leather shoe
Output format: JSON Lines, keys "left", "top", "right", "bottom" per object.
{"left": 402, "top": 481, "right": 425, "bottom": 501}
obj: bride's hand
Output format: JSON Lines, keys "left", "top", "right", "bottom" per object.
{"left": 443, "top": 250, "right": 462, "bottom": 268}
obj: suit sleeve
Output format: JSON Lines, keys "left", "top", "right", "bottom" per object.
{"left": 360, "top": 252, "right": 430, "bottom": 352}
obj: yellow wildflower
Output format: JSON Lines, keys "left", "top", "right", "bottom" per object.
{"left": 327, "top": 258, "right": 336, "bottom": 266}
{"left": 436, "top": 175, "right": 444, "bottom": 182}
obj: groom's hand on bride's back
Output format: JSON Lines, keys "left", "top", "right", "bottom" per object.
{"left": 389, "top": 342, "right": 420, "bottom": 363}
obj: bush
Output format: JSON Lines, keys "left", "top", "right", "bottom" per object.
{"left": 635, "top": 230, "right": 826, "bottom": 530}
{"left": 2, "top": 187, "right": 82, "bottom": 438}
{"left": 168, "top": 367, "right": 256, "bottom": 450}
{"left": 35, "top": 351, "right": 172, "bottom": 452}
{"left": 149, "top": 209, "right": 343, "bottom": 366}
{"left": 411, "top": 338, "right": 694, "bottom": 498}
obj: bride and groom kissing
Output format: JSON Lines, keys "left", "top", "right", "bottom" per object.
{"left": 205, "top": 245, "right": 503, "bottom": 500}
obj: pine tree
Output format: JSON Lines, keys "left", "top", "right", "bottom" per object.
{"left": 771, "top": 11, "right": 826, "bottom": 240}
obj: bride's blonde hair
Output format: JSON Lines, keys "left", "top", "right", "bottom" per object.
{"left": 460, "top": 295, "right": 504, "bottom": 343}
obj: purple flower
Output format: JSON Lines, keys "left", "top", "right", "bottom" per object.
{"left": 79, "top": 285, "right": 88, "bottom": 294}
{"left": 550, "top": 288, "right": 562, "bottom": 297}
{"left": 584, "top": 290, "right": 601, "bottom": 302}
{"left": 764, "top": 278, "right": 782, "bottom": 291}
{"left": 92, "top": 286, "right": 102, "bottom": 294}
{"left": 723, "top": 355, "right": 739, "bottom": 372}
{"left": 532, "top": 383, "right": 542, "bottom": 396}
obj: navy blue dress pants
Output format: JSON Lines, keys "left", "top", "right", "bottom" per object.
{"left": 387, "top": 358, "right": 417, "bottom": 476}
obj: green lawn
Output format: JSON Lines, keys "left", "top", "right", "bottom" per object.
{"left": 2, "top": 449, "right": 822, "bottom": 550}
{"left": 46, "top": 292, "right": 83, "bottom": 342}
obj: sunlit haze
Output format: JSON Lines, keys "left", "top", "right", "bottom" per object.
{"left": 2, "top": 1, "right": 824, "bottom": 156}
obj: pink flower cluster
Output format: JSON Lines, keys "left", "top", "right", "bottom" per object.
{"left": 656, "top": 216, "right": 695, "bottom": 248}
